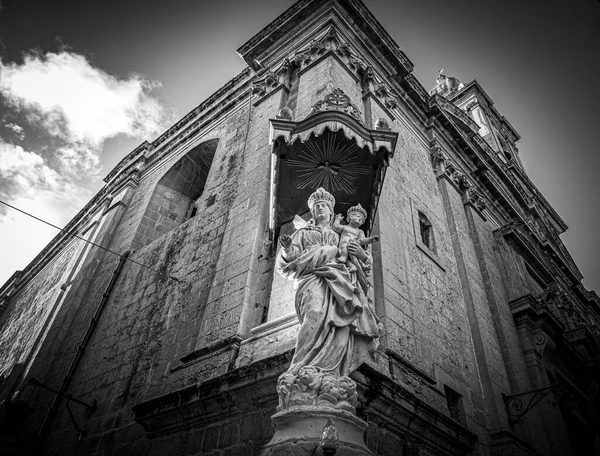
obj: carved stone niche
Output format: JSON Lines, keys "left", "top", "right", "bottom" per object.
{"left": 269, "top": 88, "right": 398, "bottom": 236}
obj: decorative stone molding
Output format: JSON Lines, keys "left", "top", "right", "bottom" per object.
{"left": 288, "top": 25, "right": 369, "bottom": 79}
{"left": 276, "top": 366, "right": 358, "bottom": 414}
{"left": 429, "top": 145, "right": 447, "bottom": 176}
{"left": 466, "top": 189, "right": 487, "bottom": 212}
{"left": 429, "top": 143, "right": 489, "bottom": 212}
{"left": 276, "top": 106, "right": 293, "bottom": 121}
{"left": 537, "top": 286, "right": 591, "bottom": 332}
{"left": 511, "top": 286, "right": 600, "bottom": 369}
{"left": 455, "top": 172, "right": 472, "bottom": 193}
{"left": 361, "top": 66, "right": 375, "bottom": 94}
{"left": 533, "top": 331, "right": 556, "bottom": 371}
{"left": 373, "top": 81, "right": 399, "bottom": 110}
{"left": 251, "top": 56, "right": 295, "bottom": 100}
{"left": 375, "top": 117, "right": 391, "bottom": 131}
{"left": 403, "top": 73, "right": 430, "bottom": 104}
{"left": 433, "top": 94, "right": 479, "bottom": 135}
{"left": 103, "top": 141, "right": 151, "bottom": 184}
{"left": 308, "top": 87, "right": 363, "bottom": 123}
{"left": 463, "top": 100, "right": 479, "bottom": 113}
{"left": 279, "top": 25, "right": 403, "bottom": 121}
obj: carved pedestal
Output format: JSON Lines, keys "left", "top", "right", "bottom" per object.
{"left": 261, "top": 406, "right": 373, "bottom": 456}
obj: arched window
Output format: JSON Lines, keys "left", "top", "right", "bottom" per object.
{"left": 132, "top": 139, "right": 218, "bottom": 249}
{"left": 418, "top": 211, "right": 436, "bottom": 253}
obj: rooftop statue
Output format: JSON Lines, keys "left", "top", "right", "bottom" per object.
{"left": 275, "top": 187, "right": 381, "bottom": 413}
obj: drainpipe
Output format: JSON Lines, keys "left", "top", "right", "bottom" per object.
{"left": 36, "top": 251, "right": 130, "bottom": 443}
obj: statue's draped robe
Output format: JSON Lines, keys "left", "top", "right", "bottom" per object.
{"left": 276, "top": 225, "right": 379, "bottom": 377}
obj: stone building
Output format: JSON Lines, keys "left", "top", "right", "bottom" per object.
{"left": 1, "top": 0, "right": 599, "bottom": 455}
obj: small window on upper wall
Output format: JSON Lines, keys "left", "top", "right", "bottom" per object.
{"left": 418, "top": 211, "right": 435, "bottom": 253}
{"left": 444, "top": 385, "right": 467, "bottom": 426}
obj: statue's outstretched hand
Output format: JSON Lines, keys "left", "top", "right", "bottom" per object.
{"left": 335, "top": 213, "right": 343, "bottom": 222}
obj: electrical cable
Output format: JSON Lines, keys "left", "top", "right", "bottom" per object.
{"left": 0, "top": 199, "right": 182, "bottom": 282}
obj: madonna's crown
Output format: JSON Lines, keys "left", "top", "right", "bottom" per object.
{"left": 347, "top": 203, "right": 367, "bottom": 220}
{"left": 308, "top": 187, "right": 335, "bottom": 211}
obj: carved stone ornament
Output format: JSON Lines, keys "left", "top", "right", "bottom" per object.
{"left": 467, "top": 189, "right": 487, "bottom": 212}
{"left": 433, "top": 94, "right": 479, "bottom": 135}
{"left": 374, "top": 81, "right": 399, "bottom": 110}
{"left": 455, "top": 172, "right": 472, "bottom": 192}
{"left": 289, "top": 25, "right": 369, "bottom": 78}
{"left": 277, "top": 106, "right": 293, "bottom": 120}
{"left": 251, "top": 58, "right": 293, "bottom": 99}
{"left": 375, "top": 117, "right": 391, "bottom": 131}
{"left": 430, "top": 145, "right": 447, "bottom": 176}
{"left": 276, "top": 366, "right": 359, "bottom": 414}
{"left": 537, "top": 286, "right": 590, "bottom": 331}
{"left": 308, "top": 88, "right": 363, "bottom": 123}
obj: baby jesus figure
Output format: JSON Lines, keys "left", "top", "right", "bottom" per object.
{"left": 332, "top": 204, "right": 379, "bottom": 267}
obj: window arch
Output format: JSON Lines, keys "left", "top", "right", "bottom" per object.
{"left": 132, "top": 139, "right": 218, "bottom": 249}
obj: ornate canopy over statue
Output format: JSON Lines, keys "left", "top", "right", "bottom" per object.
{"left": 269, "top": 87, "right": 398, "bottom": 236}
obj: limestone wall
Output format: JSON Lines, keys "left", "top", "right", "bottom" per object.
{"left": 1, "top": 1, "right": 596, "bottom": 455}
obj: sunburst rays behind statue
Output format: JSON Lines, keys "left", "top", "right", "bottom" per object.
{"left": 287, "top": 133, "right": 371, "bottom": 194}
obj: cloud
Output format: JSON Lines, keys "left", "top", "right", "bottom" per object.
{"left": 0, "top": 48, "right": 174, "bottom": 194}
{"left": 3, "top": 122, "right": 25, "bottom": 140}
{"left": 0, "top": 50, "right": 175, "bottom": 183}
{"left": 0, "top": 140, "right": 86, "bottom": 217}
{"left": 0, "top": 51, "right": 172, "bottom": 147}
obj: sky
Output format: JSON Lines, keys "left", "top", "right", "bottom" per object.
{"left": 0, "top": 0, "right": 598, "bottom": 293}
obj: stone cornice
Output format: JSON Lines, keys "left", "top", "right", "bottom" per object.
{"left": 506, "top": 161, "right": 568, "bottom": 232}
{"left": 432, "top": 94, "right": 479, "bottom": 135}
{"left": 449, "top": 83, "right": 573, "bottom": 237}
{"left": 103, "top": 141, "right": 150, "bottom": 184}
{"left": 2, "top": 192, "right": 108, "bottom": 293}
{"left": 445, "top": 82, "right": 573, "bottom": 236}
{"left": 354, "top": 364, "right": 478, "bottom": 455}
{"left": 132, "top": 350, "right": 477, "bottom": 454}
{"left": 431, "top": 113, "right": 581, "bottom": 286}
{"left": 432, "top": 107, "right": 578, "bottom": 282}
{"left": 242, "top": 11, "right": 429, "bottom": 134}
{"left": 132, "top": 352, "right": 292, "bottom": 437}
{"left": 148, "top": 71, "right": 253, "bottom": 167}
{"left": 342, "top": 0, "right": 413, "bottom": 73}
{"left": 499, "top": 221, "right": 556, "bottom": 284}
{"left": 0, "top": 271, "right": 22, "bottom": 303}
{"left": 236, "top": 0, "right": 413, "bottom": 77}
{"left": 236, "top": 0, "right": 316, "bottom": 69}
{"left": 153, "top": 68, "right": 252, "bottom": 150}
{"left": 402, "top": 73, "right": 430, "bottom": 107}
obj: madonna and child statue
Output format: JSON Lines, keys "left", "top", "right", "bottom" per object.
{"left": 274, "top": 187, "right": 381, "bottom": 415}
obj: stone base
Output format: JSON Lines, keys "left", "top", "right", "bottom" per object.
{"left": 260, "top": 406, "right": 373, "bottom": 456}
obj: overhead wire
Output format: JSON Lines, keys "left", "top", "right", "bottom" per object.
{"left": 0, "top": 199, "right": 182, "bottom": 282}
